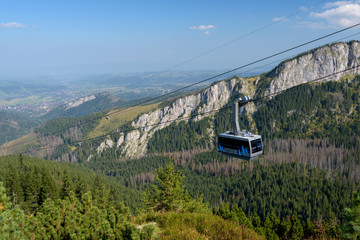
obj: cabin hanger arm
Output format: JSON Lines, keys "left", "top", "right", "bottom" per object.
{"left": 232, "top": 96, "right": 251, "bottom": 135}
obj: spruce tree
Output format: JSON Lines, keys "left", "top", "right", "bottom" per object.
{"left": 341, "top": 190, "right": 360, "bottom": 239}
{"left": 0, "top": 182, "right": 29, "bottom": 239}
{"left": 144, "top": 163, "right": 209, "bottom": 213}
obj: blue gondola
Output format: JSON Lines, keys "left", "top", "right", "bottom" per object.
{"left": 217, "top": 96, "right": 263, "bottom": 160}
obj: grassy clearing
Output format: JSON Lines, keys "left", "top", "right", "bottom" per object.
{"left": 87, "top": 103, "right": 160, "bottom": 139}
{"left": 0, "top": 133, "right": 39, "bottom": 155}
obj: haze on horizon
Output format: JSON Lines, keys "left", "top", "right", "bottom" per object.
{"left": 1, "top": 0, "right": 360, "bottom": 78}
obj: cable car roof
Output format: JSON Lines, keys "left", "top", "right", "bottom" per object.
{"left": 219, "top": 131, "right": 261, "bottom": 141}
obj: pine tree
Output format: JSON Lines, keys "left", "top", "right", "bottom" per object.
{"left": 60, "top": 170, "right": 72, "bottom": 199}
{"left": 232, "top": 204, "right": 252, "bottom": 228}
{"left": 4, "top": 162, "right": 23, "bottom": 205}
{"left": 289, "top": 215, "right": 304, "bottom": 239}
{"left": 341, "top": 190, "right": 360, "bottom": 239}
{"left": 217, "top": 203, "right": 232, "bottom": 219}
{"left": 144, "top": 163, "right": 209, "bottom": 213}
{"left": 38, "top": 166, "right": 57, "bottom": 206}
{"left": 264, "top": 212, "right": 280, "bottom": 240}
{"left": 0, "top": 182, "right": 29, "bottom": 239}
{"left": 144, "top": 163, "right": 185, "bottom": 212}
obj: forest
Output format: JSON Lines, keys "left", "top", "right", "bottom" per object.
{"left": 2, "top": 154, "right": 360, "bottom": 239}
{"left": 1, "top": 77, "right": 360, "bottom": 239}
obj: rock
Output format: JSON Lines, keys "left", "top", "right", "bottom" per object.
{"left": 118, "top": 77, "right": 248, "bottom": 158}
{"left": 117, "top": 134, "right": 124, "bottom": 148}
{"left": 97, "top": 41, "right": 360, "bottom": 158}
{"left": 65, "top": 95, "right": 96, "bottom": 110}
{"left": 266, "top": 41, "right": 360, "bottom": 96}
{"left": 97, "top": 138, "right": 114, "bottom": 154}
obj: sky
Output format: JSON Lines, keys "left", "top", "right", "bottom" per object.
{"left": 1, "top": 0, "right": 360, "bottom": 77}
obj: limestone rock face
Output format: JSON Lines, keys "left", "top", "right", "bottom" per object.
{"left": 96, "top": 41, "right": 360, "bottom": 158}
{"left": 66, "top": 95, "right": 96, "bottom": 110}
{"left": 116, "top": 78, "right": 246, "bottom": 158}
{"left": 97, "top": 139, "right": 114, "bottom": 154}
{"left": 266, "top": 41, "right": 360, "bottom": 95}
{"left": 116, "top": 134, "right": 124, "bottom": 148}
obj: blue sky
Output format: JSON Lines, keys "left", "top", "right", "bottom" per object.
{"left": 1, "top": 0, "right": 360, "bottom": 77}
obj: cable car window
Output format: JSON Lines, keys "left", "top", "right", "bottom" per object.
{"left": 251, "top": 139, "right": 262, "bottom": 153}
{"left": 218, "top": 136, "right": 250, "bottom": 157}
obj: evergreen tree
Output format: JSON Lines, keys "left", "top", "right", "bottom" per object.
{"left": 232, "top": 205, "right": 252, "bottom": 228}
{"left": 0, "top": 182, "right": 29, "bottom": 239}
{"left": 217, "top": 203, "right": 232, "bottom": 219}
{"left": 264, "top": 212, "right": 280, "bottom": 240}
{"left": 4, "top": 162, "right": 23, "bottom": 205}
{"left": 289, "top": 215, "right": 304, "bottom": 239}
{"left": 144, "top": 163, "right": 209, "bottom": 213}
{"left": 341, "top": 190, "right": 360, "bottom": 239}
{"left": 144, "top": 163, "right": 185, "bottom": 212}
{"left": 60, "top": 170, "right": 72, "bottom": 199}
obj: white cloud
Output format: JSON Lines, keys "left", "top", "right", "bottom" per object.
{"left": 272, "top": 17, "right": 287, "bottom": 22}
{"left": 190, "top": 25, "right": 216, "bottom": 35}
{"left": 310, "top": 1, "right": 360, "bottom": 28}
{"left": 323, "top": 1, "right": 354, "bottom": 8}
{"left": 0, "top": 22, "right": 27, "bottom": 28}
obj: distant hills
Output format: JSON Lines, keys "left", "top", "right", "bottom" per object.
{"left": 42, "top": 92, "right": 126, "bottom": 119}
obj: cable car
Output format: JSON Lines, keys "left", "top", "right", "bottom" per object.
{"left": 217, "top": 96, "right": 263, "bottom": 160}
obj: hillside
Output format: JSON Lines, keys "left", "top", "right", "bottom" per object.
{"left": 42, "top": 92, "right": 127, "bottom": 120}
{"left": 264, "top": 41, "right": 360, "bottom": 96}
{"left": 0, "top": 111, "right": 40, "bottom": 146}
{"left": 0, "top": 154, "right": 265, "bottom": 239}
{"left": 3, "top": 41, "right": 358, "bottom": 161}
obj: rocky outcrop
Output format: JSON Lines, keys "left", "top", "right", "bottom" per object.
{"left": 66, "top": 95, "right": 96, "bottom": 110}
{"left": 97, "top": 41, "right": 360, "bottom": 158}
{"left": 266, "top": 41, "right": 360, "bottom": 95}
{"left": 105, "top": 77, "right": 256, "bottom": 158}
{"left": 97, "top": 139, "right": 114, "bottom": 154}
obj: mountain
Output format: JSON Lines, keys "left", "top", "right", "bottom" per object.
{"left": 90, "top": 41, "right": 360, "bottom": 159}
{"left": 1, "top": 41, "right": 360, "bottom": 161}
{"left": 1, "top": 41, "right": 360, "bottom": 239}
{"left": 264, "top": 41, "right": 360, "bottom": 95}
{"left": 43, "top": 92, "right": 126, "bottom": 120}
{"left": 0, "top": 111, "right": 40, "bottom": 146}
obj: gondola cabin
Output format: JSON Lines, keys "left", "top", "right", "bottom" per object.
{"left": 217, "top": 96, "right": 263, "bottom": 160}
{"left": 218, "top": 131, "right": 263, "bottom": 160}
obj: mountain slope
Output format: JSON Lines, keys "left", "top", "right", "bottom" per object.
{"left": 43, "top": 92, "right": 126, "bottom": 119}
{"left": 264, "top": 41, "right": 360, "bottom": 96}
{"left": 0, "top": 111, "right": 40, "bottom": 146}
{"left": 1, "top": 41, "right": 360, "bottom": 162}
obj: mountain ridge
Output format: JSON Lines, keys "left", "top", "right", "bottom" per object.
{"left": 96, "top": 41, "right": 360, "bottom": 159}
{"left": 1, "top": 41, "right": 360, "bottom": 161}
{"left": 265, "top": 41, "right": 360, "bottom": 96}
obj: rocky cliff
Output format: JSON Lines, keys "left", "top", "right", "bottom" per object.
{"left": 96, "top": 41, "right": 360, "bottom": 159}
{"left": 2, "top": 42, "right": 359, "bottom": 160}
{"left": 265, "top": 41, "right": 360, "bottom": 95}
{"left": 97, "top": 77, "right": 257, "bottom": 158}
